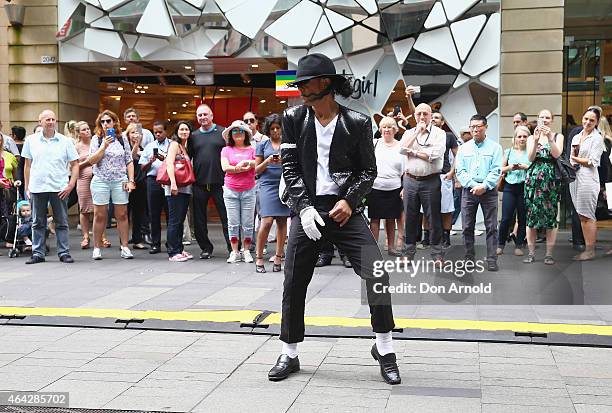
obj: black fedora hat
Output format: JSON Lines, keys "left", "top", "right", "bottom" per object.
{"left": 287, "top": 53, "right": 347, "bottom": 87}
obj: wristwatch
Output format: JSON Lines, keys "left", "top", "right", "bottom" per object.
{"left": 128, "top": 179, "right": 135, "bottom": 184}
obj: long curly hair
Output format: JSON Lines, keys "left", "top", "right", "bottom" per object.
{"left": 94, "top": 110, "right": 122, "bottom": 138}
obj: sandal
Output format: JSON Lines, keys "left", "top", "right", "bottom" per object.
{"left": 270, "top": 254, "right": 285, "bottom": 262}
{"left": 523, "top": 254, "right": 535, "bottom": 264}
{"left": 255, "top": 256, "right": 266, "bottom": 273}
{"left": 544, "top": 255, "right": 555, "bottom": 265}
{"left": 81, "top": 238, "right": 90, "bottom": 249}
{"left": 102, "top": 238, "right": 112, "bottom": 248}
{"left": 273, "top": 254, "right": 282, "bottom": 272}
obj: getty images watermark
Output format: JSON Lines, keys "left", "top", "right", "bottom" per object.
{"left": 372, "top": 256, "right": 492, "bottom": 295}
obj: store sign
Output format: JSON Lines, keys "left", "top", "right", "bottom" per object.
{"left": 342, "top": 70, "right": 379, "bottom": 100}
{"left": 275, "top": 70, "right": 300, "bottom": 97}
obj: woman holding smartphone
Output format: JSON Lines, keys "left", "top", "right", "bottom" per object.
{"left": 254, "top": 114, "right": 289, "bottom": 273}
{"left": 524, "top": 109, "right": 564, "bottom": 265}
{"left": 125, "top": 123, "right": 148, "bottom": 250}
{"left": 497, "top": 125, "right": 531, "bottom": 256}
{"left": 88, "top": 110, "right": 136, "bottom": 260}
{"left": 569, "top": 108, "right": 605, "bottom": 261}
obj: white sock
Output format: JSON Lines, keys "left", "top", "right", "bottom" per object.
{"left": 375, "top": 332, "right": 394, "bottom": 356}
{"left": 282, "top": 342, "right": 298, "bottom": 358}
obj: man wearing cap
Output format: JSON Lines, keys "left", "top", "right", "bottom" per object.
{"left": 268, "top": 53, "right": 400, "bottom": 385}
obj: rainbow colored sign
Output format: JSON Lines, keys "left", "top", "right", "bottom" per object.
{"left": 275, "top": 70, "right": 300, "bottom": 97}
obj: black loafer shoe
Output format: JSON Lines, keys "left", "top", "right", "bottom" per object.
{"left": 25, "top": 255, "right": 45, "bottom": 265}
{"left": 149, "top": 245, "right": 161, "bottom": 254}
{"left": 487, "top": 261, "right": 499, "bottom": 272}
{"left": 371, "top": 344, "right": 401, "bottom": 385}
{"left": 340, "top": 255, "right": 352, "bottom": 268}
{"left": 199, "top": 251, "right": 212, "bottom": 259}
{"left": 315, "top": 255, "right": 332, "bottom": 267}
{"left": 268, "top": 354, "right": 300, "bottom": 381}
{"left": 59, "top": 254, "right": 74, "bottom": 263}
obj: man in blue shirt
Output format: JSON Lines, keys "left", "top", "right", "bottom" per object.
{"left": 22, "top": 110, "right": 79, "bottom": 264}
{"left": 139, "top": 120, "right": 170, "bottom": 254}
{"left": 455, "top": 114, "right": 503, "bottom": 271}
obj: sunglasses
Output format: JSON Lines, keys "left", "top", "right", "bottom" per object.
{"left": 100, "top": 119, "right": 113, "bottom": 124}
{"left": 243, "top": 118, "right": 256, "bottom": 124}
{"left": 231, "top": 129, "right": 245, "bottom": 135}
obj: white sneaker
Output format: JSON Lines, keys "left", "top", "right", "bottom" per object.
{"left": 243, "top": 249, "right": 254, "bottom": 263}
{"left": 450, "top": 230, "right": 458, "bottom": 236}
{"left": 475, "top": 230, "right": 484, "bottom": 236}
{"left": 92, "top": 248, "right": 102, "bottom": 260}
{"left": 120, "top": 246, "right": 133, "bottom": 259}
{"left": 227, "top": 251, "right": 240, "bottom": 263}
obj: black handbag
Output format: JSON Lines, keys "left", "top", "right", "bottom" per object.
{"left": 554, "top": 156, "right": 576, "bottom": 184}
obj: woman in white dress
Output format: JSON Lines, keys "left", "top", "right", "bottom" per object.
{"left": 569, "top": 108, "right": 605, "bottom": 261}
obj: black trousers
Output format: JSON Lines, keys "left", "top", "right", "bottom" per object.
{"left": 403, "top": 175, "right": 443, "bottom": 258}
{"left": 146, "top": 177, "right": 168, "bottom": 247}
{"left": 129, "top": 182, "right": 148, "bottom": 244}
{"left": 280, "top": 196, "right": 395, "bottom": 344}
{"left": 192, "top": 184, "right": 231, "bottom": 254}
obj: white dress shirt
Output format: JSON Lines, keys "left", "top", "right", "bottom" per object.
{"left": 315, "top": 115, "right": 340, "bottom": 196}
{"left": 400, "top": 124, "right": 446, "bottom": 176}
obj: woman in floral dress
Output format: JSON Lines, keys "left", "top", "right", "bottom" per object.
{"left": 524, "top": 109, "right": 564, "bottom": 265}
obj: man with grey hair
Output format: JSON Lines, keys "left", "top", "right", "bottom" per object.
{"left": 399, "top": 103, "right": 447, "bottom": 261}
{"left": 22, "top": 110, "right": 79, "bottom": 264}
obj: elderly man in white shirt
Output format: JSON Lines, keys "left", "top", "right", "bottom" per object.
{"left": 399, "top": 103, "right": 447, "bottom": 261}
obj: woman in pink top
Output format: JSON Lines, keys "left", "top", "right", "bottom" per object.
{"left": 220, "top": 120, "right": 256, "bottom": 264}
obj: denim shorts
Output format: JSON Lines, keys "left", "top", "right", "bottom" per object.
{"left": 90, "top": 176, "right": 129, "bottom": 205}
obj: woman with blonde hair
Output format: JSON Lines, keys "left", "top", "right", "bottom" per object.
{"left": 88, "top": 110, "right": 135, "bottom": 260}
{"left": 524, "top": 109, "right": 564, "bottom": 265}
{"left": 569, "top": 108, "right": 605, "bottom": 260}
{"left": 125, "top": 123, "right": 148, "bottom": 250}
{"left": 497, "top": 125, "right": 531, "bottom": 256}
{"left": 74, "top": 121, "right": 94, "bottom": 248}
{"left": 368, "top": 116, "right": 405, "bottom": 255}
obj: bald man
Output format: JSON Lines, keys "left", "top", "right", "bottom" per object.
{"left": 399, "top": 103, "right": 447, "bottom": 261}
{"left": 22, "top": 110, "right": 79, "bottom": 264}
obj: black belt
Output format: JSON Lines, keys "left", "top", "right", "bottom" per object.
{"left": 405, "top": 172, "right": 440, "bottom": 181}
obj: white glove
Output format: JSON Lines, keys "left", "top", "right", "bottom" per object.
{"left": 299, "top": 206, "right": 325, "bottom": 241}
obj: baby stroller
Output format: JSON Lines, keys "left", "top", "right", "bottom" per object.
{"left": 7, "top": 193, "right": 27, "bottom": 258}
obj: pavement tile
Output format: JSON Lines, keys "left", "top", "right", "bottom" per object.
{"left": 77, "top": 357, "right": 163, "bottom": 374}
{"left": 41, "top": 379, "right": 132, "bottom": 409}
{"left": 479, "top": 363, "right": 562, "bottom": 380}
{"left": 558, "top": 363, "right": 612, "bottom": 379}
{"left": 480, "top": 377, "right": 565, "bottom": 389}
{"left": 81, "top": 286, "right": 172, "bottom": 309}
{"left": 0, "top": 366, "right": 74, "bottom": 391}
{"left": 481, "top": 393, "right": 573, "bottom": 407}
{"left": 574, "top": 405, "right": 612, "bottom": 413}
{"left": 385, "top": 395, "right": 481, "bottom": 413}
{"left": 104, "top": 394, "right": 204, "bottom": 412}
{"left": 570, "top": 395, "right": 612, "bottom": 406}
{"left": 62, "top": 371, "right": 149, "bottom": 383}
{"left": 399, "top": 362, "right": 479, "bottom": 373}
{"left": 156, "top": 357, "right": 243, "bottom": 374}
{"left": 191, "top": 383, "right": 305, "bottom": 413}
{"left": 403, "top": 341, "right": 479, "bottom": 353}
{"left": 101, "top": 350, "right": 179, "bottom": 362}
{"left": 482, "top": 405, "right": 575, "bottom": 413}
{"left": 246, "top": 350, "right": 328, "bottom": 367}
{"left": 293, "top": 393, "right": 389, "bottom": 409}
{"left": 401, "top": 355, "right": 479, "bottom": 366}
{"left": 8, "top": 356, "right": 91, "bottom": 368}
{"left": 288, "top": 403, "right": 373, "bottom": 413}
{"left": 567, "top": 385, "right": 612, "bottom": 396}
{"left": 478, "top": 343, "right": 553, "bottom": 359}
{"left": 301, "top": 385, "right": 391, "bottom": 399}
{"left": 140, "top": 272, "right": 205, "bottom": 286}
{"left": 391, "top": 386, "right": 481, "bottom": 398}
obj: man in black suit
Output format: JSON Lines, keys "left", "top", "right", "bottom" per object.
{"left": 267, "top": 53, "right": 400, "bottom": 385}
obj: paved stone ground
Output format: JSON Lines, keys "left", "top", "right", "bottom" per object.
{"left": 1, "top": 325, "right": 612, "bottom": 412}
{"left": 1, "top": 224, "right": 612, "bottom": 325}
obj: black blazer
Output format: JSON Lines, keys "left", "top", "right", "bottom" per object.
{"left": 280, "top": 104, "right": 376, "bottom": 215}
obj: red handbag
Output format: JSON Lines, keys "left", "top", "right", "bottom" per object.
{"left": 156, "top": 145, "right": 195, "bottom": 187}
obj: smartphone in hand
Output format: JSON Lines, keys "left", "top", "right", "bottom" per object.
{"left": 106, "top": 127, "right": 116, "bottom": 142}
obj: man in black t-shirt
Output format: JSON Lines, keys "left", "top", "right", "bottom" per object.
{"left": 188, "top": 104, "right": 231, "bottom": 259}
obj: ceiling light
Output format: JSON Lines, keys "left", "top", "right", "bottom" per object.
{"left": 137, "top": 85, "right": 143, "bottom": 89}
{"left": 184, "top": 65, "right": 192, "bottom": 70}
{"left": 143, "top": 86, "right": 149, "bottom": 89}
{"left": 193, "top": 95, "right": 199, "bottom": 98}
{"left": 260, "top": 99, "right": 266, "bottom": 103}
{"left": 219, "top": 88, "right": 225, "bottom": 92}
{"left": 117, "top": 86, "right": 124, "bottom": 91}
{"left": 279, "top": 100, "right": 286, "bottom": 103}
{"left": 119, "top": 67, "right": 127, "bottom": 71}
{"left": 167, "top": 118, "right": 171, "bottom": 122}
{"left": 182, "top": 104, "right": 187, "bottom": 108}
{"left": 226, "top": 89, "right": 231, "bottom": 92}
{"left": 141, "top": 90, "right": 146, "bottom": 94}
{"left": 251, "top": 64, "right": 259, "bottom": 68}
{"left": 134, "top": 90, "right": 139, "bottom": 93}
{"left": 115, "top": 97, "right": 120, "bottom": 101}
{"left": 172, "top": 111, "right": 177, "bottom": 115}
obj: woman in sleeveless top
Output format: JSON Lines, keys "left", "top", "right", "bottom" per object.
{"left": 524, "top": 109, "right": 564, "bottom": 265}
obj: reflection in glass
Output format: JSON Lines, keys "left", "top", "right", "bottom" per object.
{"left": 109, "top": 0, "right": 150, "bottom": 32}
{"left": 59, "top": 3, "right": 87, "bottom": 41}
{"left": 199, "top": 0, "right": 231, "bottom": 28}
{"left": 461, "top": 0, "right": 500, "bottom": 21}
{"left": 325, "top": 0, "right": 369, "bottom": 22}
{"left": 206, "top": 29, "right": 251, "bottom": 57}
{"left": 336, "top": 25, "right": 385, "bottom": 54}
{"left": 167, "top": 0, "right": 200, "bottom": 35}
{"left": 469, "top": 82, "right": 498, "bottom": 116}
{"left": 401, "top": 49, "right": 458, "bottom": 102}
{"left": 380, "top": 0, "right": 434, "bottom": 40}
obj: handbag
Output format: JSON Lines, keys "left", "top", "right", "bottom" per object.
{"left": 554, "top": 156, "right": 576, "bottom": 184}
{"left": 156, "top": 144, "right": 195, "bottom": 187}
{"left": 496, "top": 148, "right": 510, "bottom": 192}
